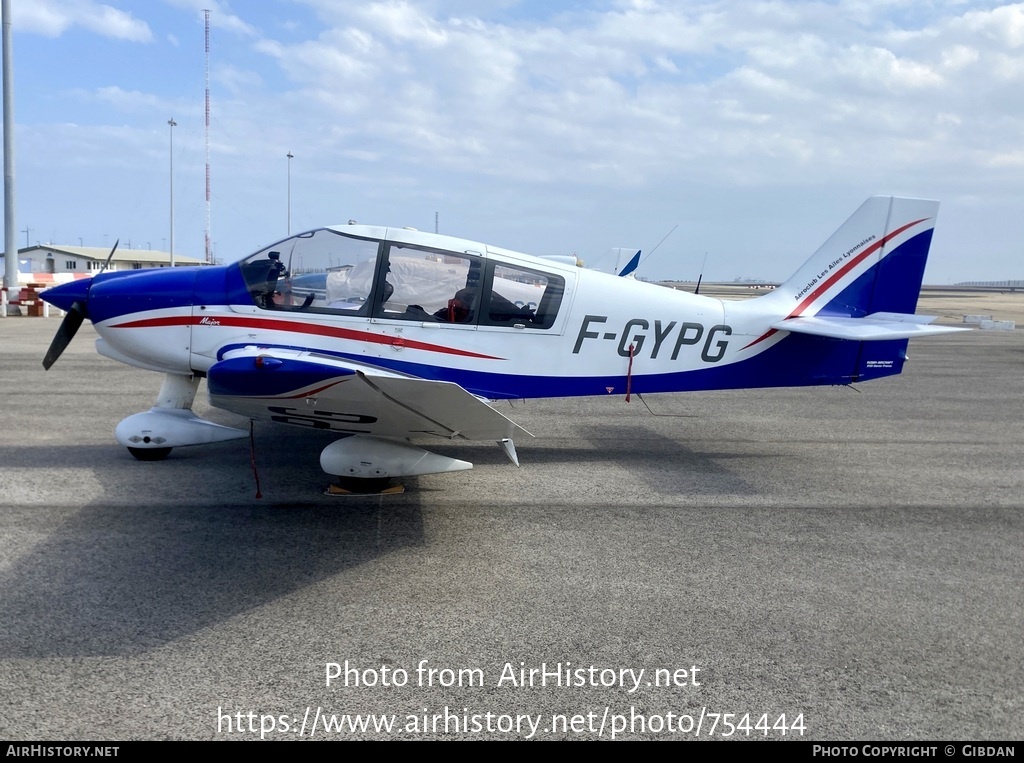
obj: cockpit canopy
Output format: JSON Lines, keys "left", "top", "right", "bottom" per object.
{"left": 239, "top": 227, "right": 565, "bottom": 329}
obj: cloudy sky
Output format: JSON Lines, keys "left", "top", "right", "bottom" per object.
{"left": 5, "top": 0, "right": 1024, "bottom": 282}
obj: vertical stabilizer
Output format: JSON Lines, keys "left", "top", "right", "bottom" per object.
{"left": 764, "top": 196, "right": 939, "bottom": 320}
{"left": 733, "top": 197, "right": 945, "bottom": 386}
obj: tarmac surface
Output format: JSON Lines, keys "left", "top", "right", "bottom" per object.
{"left": 0, "top": 316, "right": 1021, "bottom": 740}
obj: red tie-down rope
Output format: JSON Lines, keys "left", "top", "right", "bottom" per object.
{"left": 249, "top": 420, "right": 263, "bottom": 499}
{"left": 626, "top": 343, "right": 634, "bottom": 402}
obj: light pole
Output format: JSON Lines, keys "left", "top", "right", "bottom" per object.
{"left": 3, "top": 0, "right": 18, "bottom": 298}
{"left": 287, "top": 151, "right": 293, "bottom": 235}
{"left": 168, "top": 118, "right": 176, "bottom": 266}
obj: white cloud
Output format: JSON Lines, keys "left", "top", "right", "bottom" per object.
{"left": 14, "top": 0, "right": 152, "bottom": 42}
{"left": 960, "top": 3, "right": 1024, "bottom": 47}
{"left": 354, "top": 0, "right": 450, "bottom": 47}
{"left": 990, "top": 50, "right": 1024, "bottom": 79}
{"left": 93, "top": 85, "right": 164, "bottom": 112}
{"left": 940, "top": 44, "right": 979, "bottom": 70}
{"left": 17, "top": 1, "right": 1024, "bottom": 280}
{"left": 985, "top": 148, "right": 1024, "bottom": 166}
{"left": 284, "top": 3, "right": 964, "bottom": 188}
{"left": 164, "top": 0, "right": 259, "bottom": 38}
{"left": 35, "top": 1, "right": 1024, "bottom": 196}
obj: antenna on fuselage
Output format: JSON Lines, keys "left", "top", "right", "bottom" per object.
{"left": 694, "top": 251, "right": 709, "bottom": 295}
{"left": 639, "top": 224, "right": 678, "bottom": 270}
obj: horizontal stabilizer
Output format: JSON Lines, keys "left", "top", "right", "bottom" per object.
{"left": 772, "top": 313, "right": 969, "bottom": 341}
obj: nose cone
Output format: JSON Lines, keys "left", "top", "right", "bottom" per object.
{"left": 87, "top": 267, "right": 199, "bottom": 324}
{"left": 40, "top": 278, "right": 90, "bottom": 313}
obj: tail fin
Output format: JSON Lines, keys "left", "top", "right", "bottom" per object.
{"left": 767, "top": 196, "right": 939, "bottom": 319}
{"left": 739, "top": 197, "right": 963, "bottom": 385}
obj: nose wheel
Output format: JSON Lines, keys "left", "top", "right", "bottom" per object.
{"left": 116, "top": 374, "right": 248, "bottom": 462}
{"left": 127, "top": 446, "right": 173, "bottom": 461}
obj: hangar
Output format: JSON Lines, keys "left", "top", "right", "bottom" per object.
{"left": 1, "top": 243, "right": 205, "bottom": 279}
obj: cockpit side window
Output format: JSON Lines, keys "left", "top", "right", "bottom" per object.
{"left": 373, "top": 244, "right": 483, "bottom": 323}
{"left": 481, "top": 262, "right": 564, "bottom": 329}
{"left": 239, "top": 229, "right": 382, "bottom": 315}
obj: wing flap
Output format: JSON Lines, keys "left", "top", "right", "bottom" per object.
{"left": 353, "top": 371, "right": 531, "bottom": 440}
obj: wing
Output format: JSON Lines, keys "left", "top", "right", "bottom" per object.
{"left": 206, "top": 347, "right": 531, "bottom": 441}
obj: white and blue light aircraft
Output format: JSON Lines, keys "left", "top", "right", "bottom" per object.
{"left": 41, "top": 196, "right": 962, "bottom": 489}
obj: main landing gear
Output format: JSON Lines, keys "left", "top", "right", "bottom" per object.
{"left": 319, "top": 435, "right": 520, "bottom": 495}
{"left": 319, "top": 435, "right": 471, "bottom": 495}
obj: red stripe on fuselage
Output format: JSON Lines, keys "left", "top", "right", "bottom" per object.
{"left": 741, "top": 218, "right": 927, "bottom": 350}
{"left": 278, "top": 379, "right": 348, "bottom": 400}
{"left": 108, "top": 314, "right": 504, "bottom": 360}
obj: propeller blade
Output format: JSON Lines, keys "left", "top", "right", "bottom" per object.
{"left": 42, "top": 300, "right": 87, "bottom": 370}
{"left": 101, "top": 239, "right": 119, "bottom": 272}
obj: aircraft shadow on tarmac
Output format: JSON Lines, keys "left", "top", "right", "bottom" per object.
{"left": 424, "top": 417, "right": 778, "bottom": 499}
{"left": 0, "top": 434, "right": 426, "bottom": 659}
{"left": 0, "top": 411, "right": 776, "bottom": 658}
{"left": 563, "top": 424, "right": 771, "bottom": 497}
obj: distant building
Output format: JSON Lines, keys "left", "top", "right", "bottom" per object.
{"left": 954, "top": 280, "right": 1024, "bottom": 289}
{"left": 2, "top": 244, "right": 206, "bottom": 277}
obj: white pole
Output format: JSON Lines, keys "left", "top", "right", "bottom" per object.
{"left": 204, "top": 9, "right": 211, "bottom": 264}
{"left": 168, "top": 118, "right": 176, "bottom": 267}
{"left": 286, "top": 151, "right": 293, "bottom": 234}
{"left": 2, "top": 0, "right": 18, "bottom": 306}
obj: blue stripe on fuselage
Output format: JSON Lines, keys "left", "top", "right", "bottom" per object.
{"left": 213, "top": 330, "right": 880, "bottom": 401}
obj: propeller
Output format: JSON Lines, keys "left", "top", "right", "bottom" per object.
{"left": 101, "top": 238, "right": 119, "bottom": 273}
{"left": 41, "top": 239, "right": 118, "bottom": 370}
{"left": 42, "top": 300, "right": 87, "bottom": 370}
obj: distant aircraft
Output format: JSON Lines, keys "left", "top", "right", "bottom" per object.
{"left": 40, "top": 196, "right": 964, "bottom": 491}
{"left": 617, "top": 248, "right": 642, "bottom": 278}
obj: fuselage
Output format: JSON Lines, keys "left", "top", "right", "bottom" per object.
{"left": 42, "top": 218, "right": 923, "bottom": 403}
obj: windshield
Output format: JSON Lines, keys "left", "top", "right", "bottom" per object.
{"left": 239, "top": 228, "right": 382, "bottom": 313}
